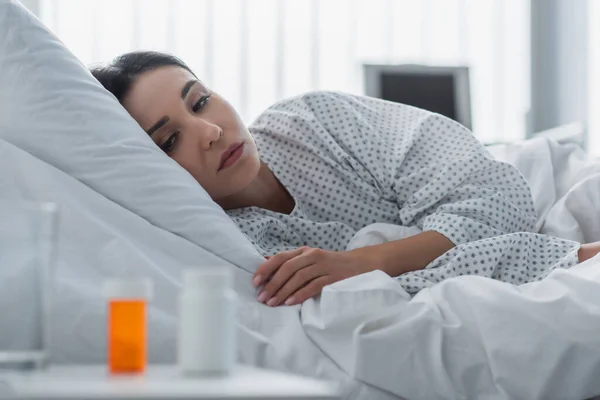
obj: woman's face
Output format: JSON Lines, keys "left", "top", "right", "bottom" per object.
{"left": 122, "top": 66, "right": 261, "bottom": 201}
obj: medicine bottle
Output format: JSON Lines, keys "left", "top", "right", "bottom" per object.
{"left": 102, "top": 278, "right": 153, "bottom": 374}
{"left": 178, "top": 268, "right": 236, "bottom": 375}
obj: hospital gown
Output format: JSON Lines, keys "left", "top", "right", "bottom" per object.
{"left": 226, "top": 91, "right": 580, "bottom": 294}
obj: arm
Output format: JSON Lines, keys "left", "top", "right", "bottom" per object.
{"left": 253, "top": 231, "right": 454, "bottom": 307}
{"left": 578, "top": 242, "right": 600, "bottom": 263}
{"left": 352, "top": 230, "right": 455, "bottom": 277}
{"left": 253, "top": 92, "right": 537, "bottom": 305}
{"left": 328, "top": 92, "right": 538, "bottom": 246}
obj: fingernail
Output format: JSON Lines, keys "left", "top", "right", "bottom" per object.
{"left": 285, "top": 297, "right": 295, "bottom": 306}
{"left": 257, "top": 291, "right": 268, "bottom": 303}
{"left": 252, "top": 275, "right": 262, "bottom": 287}
{"left": 266, "top": 297, "right": 277, "bottom": 307}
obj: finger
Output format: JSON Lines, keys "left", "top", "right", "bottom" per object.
{"left": 284, "top": 276, "right": 333, "bottom": 306}
{"left": 268, "top": 266, "right": 326, "bottom": 307}
{"left": 253, "top": 248, "right": 304, "bottom": 287}
{"left": 260, "top": 253, "right": 315, "bottom": 305}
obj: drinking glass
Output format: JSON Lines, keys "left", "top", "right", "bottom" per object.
{"left": 0, "top": 200, "right": 58, "bottom": 370}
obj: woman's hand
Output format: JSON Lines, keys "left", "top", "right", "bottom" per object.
{"left": 578, "top": 241, "right": 600, "bottom": 263}
{"left": 251, "top": 231, "right": 454, "bottom": 307}
{"left": 252, "top": 247, "right": 374, "bottom": 307}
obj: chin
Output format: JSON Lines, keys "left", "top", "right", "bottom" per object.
{"left": 238, "top": 156, "right": 261, "bottom": 188}
{"left": 247, "top": 151, "right": 261, "bottom": 171}
{"left": 219, "top": 155, "right": 261, "bottom": 199}
{"left": 242, "top": 151, "right": 261, "bottom": 176}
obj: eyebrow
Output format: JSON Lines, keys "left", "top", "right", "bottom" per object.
{"left": 145, "top": 116, "right": 169, "bottom": 136}
{"left": 181, "top": 80, "right": 198, "bottom": 100}
{"left": 146, "top": 80, "right": 198, "bottom": 136}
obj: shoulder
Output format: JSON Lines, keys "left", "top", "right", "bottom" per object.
{"left": 253, "top": 90, "right": 435, "bottom": 126}
{"left": 247, "top": 91, "right": 345, "bottom": 149}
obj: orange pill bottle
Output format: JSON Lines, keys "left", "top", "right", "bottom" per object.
{"left": 102, "top": 279, "right": 153, "bottom": 375}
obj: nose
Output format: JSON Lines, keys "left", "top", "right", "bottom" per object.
{"left": 194, "top": 118, "right": 222, "bottom": 150}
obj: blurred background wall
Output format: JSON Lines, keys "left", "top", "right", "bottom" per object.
{"left": 22, "top": 0, "right": 596, "bottom": 152}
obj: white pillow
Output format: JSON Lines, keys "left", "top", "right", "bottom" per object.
{"left": 487, "top": 136, "right": 600, "bottom": 233}
{"left": 0, "top": 0, "right": 261, "bottom": 269}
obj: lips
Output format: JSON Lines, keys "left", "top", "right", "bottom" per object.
{"left": 218, "top": 142, "right": 244, "bottom": 171}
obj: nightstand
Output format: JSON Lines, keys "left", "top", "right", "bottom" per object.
{"left": 0, "top": 365, "right": 341, "bottom": 400}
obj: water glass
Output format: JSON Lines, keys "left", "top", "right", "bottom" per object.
{"left": 0, "top": 200, "right": 58, "bottom": 370}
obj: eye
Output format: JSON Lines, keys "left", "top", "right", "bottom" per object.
{"left": 192, "top": 94, "right": 211, "bottom": 113}
{"left": 160, "top": 132, "right": 180, "bottom": 153}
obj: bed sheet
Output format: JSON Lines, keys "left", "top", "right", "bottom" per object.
{"left": 489, "top": 134, "right": 600, "bottom": 243}
{"left": 488, "top": 136, "right": 600, "bottom": 233}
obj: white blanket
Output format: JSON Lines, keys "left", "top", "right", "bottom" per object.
{"left": 488, "top": 136, "right": 600, "bottom": 240}
{"left": 4, "top": 134, "right": 600, "bottom": 399}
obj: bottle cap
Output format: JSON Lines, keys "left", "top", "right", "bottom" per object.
{"left": 182, "top": 268, "right": 233, "bottom": 292}
{"left": 102, "top": 278, "right": 153, "bottom": 300}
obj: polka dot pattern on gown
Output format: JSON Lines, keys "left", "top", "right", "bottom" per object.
{"left": 397, "top": 232, "right": 580, "bottom": 295}
{"left": 225, "top": 91, "right": 579, "bottom": 292}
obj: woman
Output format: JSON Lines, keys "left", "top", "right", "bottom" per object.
{"left": 91, "top": 51, "right": 599, "bottom": 307}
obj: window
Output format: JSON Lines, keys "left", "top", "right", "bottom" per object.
{"left": 40, "top": 0, "right": 530, "bottom": 143}
{"left": 589, "top": 0, "right": 600, "bottom": 155}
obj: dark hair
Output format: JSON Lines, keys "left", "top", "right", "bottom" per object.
{"left": 90, "top": 51, "right": 196, "bottom": 103}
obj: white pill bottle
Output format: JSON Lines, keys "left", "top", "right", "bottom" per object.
{"left": 178, "top": 268, "right": 236, "bottom": 375}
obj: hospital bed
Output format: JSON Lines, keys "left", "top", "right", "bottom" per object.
{"left": 2, "top": 0, "right": 600, "bottom": 399}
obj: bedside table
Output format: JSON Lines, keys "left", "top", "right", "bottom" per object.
{"left": 0, "top": 365, "right": 341, "bottom": 399}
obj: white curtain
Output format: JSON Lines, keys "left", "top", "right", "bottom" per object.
{"left": 40, "top": 0, "right": 530, "bottom": 143}
{"left": 589, "top": 0, "right": 600, "bottom": 156}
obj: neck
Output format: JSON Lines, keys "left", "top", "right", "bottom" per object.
{"left": 217, "top": 162, "right": 295, "bottom": 214}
